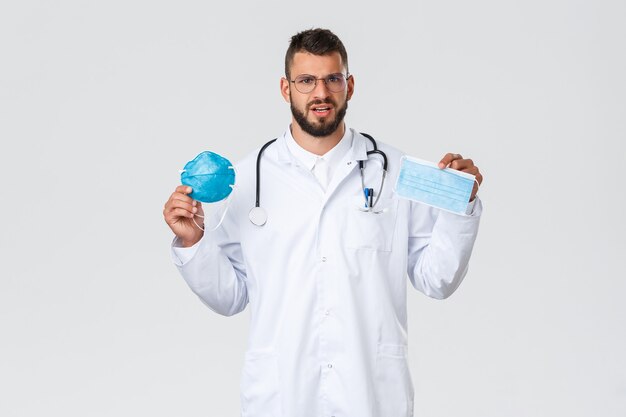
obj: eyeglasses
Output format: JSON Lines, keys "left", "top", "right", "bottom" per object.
{"left": 289, "top": 73, "right": 350, "bottom": 94}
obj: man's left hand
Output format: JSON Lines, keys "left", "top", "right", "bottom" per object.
{"left": 438, "top": 153, "right": 483, "bottom": 201}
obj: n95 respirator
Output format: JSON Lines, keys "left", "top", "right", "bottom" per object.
{"left": 180, "top": 151, "right": 236, "bottom": 231}
{"left": 180, "top": 151, "right": 235, "bottom": 203}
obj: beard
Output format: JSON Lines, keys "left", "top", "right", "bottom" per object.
{"left": 290, "top": 97, "right": 348, "bottom": 138}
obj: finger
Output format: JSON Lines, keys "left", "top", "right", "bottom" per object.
{"left": 450, "top": 158, "right": 474, "bottom": 171}
{"left": 166, "top": 187, "right": 196, "bottom": 210}
{"left": 167, "top": 199, "right": 197, "bottom": 214}
{"left": 470, "top": 172, "right": 483, "bottom": 201}
{"left": 175, "top": 185, "right": 193, "bottom": 194}
{"left": 170, "top": 191, "right": 194, "bottom": 206}
{"left": 195, "top": 202, "right": 204, "bottom": 216}
{"left": 438, "top": 153, "right": 463, "bottom": 169}
{"left": 166, "top": 207, "right": 196, "bottom": 221}
{"left": 462, "top": 167, "right": 482, "bottom": 184}
{"left": 470, "top": 183, "right": 479, "bottom": 201}
{"left": 457, "top": 165, "right": 479, "bottom": 176}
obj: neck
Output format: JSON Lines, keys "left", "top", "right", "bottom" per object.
{"left": 290, "top": 121, "right": 345, "bottom": 156}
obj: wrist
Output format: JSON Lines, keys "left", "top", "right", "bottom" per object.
{"left": 180, "top": 234, "right": 202, "bottom": 248}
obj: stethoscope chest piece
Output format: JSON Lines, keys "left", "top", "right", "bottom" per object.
{"left": 249, "top": 206, "right": 268, "bottom": 226}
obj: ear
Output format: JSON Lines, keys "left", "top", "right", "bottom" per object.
{"left": 346, "top": 74, "right": 355, "bottom": 101}
{"left": 280, "top": 77, "right": 291, "bottom": 103}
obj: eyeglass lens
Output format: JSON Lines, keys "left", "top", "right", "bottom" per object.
{"left": 293, "top": 74, "right": 347, "bottom": 93}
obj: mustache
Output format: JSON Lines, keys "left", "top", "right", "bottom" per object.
{"left": 307, "top": 98, "right": 336, "bottom": 110}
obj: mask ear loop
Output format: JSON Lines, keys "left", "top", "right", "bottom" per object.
{"left": 192, "top": 213, "right": 205, "bottom": 231}
{"left": 191, "top": 166, "right": 237, "bottom": 232}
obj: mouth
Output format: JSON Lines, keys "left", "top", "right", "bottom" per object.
{"left": 310, "top": 105, "right": 333, "bottom": 117}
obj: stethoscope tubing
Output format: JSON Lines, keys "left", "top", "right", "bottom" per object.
{"left": 251, "top": 132, "right": 387, "bottom": 225}
{"left": 254, "top": 138, "right": 277, "bottom": 209}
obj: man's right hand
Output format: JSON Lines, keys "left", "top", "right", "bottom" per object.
{"left": 163, "top": 186, "right": 204, "bottom": 247}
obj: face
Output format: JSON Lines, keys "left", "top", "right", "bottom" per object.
{"left": 281, "top": 52, "right": 354, "bottom": 138}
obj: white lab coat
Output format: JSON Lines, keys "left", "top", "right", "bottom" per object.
{"left": 171, "top": 128, "right": 482, "bottom": 417}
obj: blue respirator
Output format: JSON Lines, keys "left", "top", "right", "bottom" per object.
{"left": 180, "top": 151, "right": 236, "bottom": 230}
{"left": 181, "top": 151, "right": 235, "bottom": 202}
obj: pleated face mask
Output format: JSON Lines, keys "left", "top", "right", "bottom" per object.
{"left": 180, "top": 151, "right": 235, "bottom": 203}
{"left": 394, "top": 155, "right": 478, "bottom": 215}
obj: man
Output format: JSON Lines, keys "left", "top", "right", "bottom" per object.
{"left": 164, "top": 28, "right": 483, "bottom": 417}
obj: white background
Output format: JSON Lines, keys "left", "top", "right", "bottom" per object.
{"left": 1, "top": 1, "right": 625, "bottom": 416}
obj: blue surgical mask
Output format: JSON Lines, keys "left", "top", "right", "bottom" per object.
{"left": 394, "top": 156, "right": 477, "bottom": 215}
{"left": 180, "top": 151, "right": 235, "bottom": 203}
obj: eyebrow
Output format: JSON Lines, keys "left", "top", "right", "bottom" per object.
{"left": 295, "top": 72, "right": 345, "bottom": 78}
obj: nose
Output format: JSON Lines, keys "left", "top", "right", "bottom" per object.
{"left": 311, "top": 78, "right": 331, "bottom": 99}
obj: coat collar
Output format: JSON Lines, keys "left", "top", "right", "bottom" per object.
{"left": 275, "top": 125, "right": 369, "bottom": 165}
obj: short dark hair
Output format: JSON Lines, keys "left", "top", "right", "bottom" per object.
{"left": 285, "top": 28, "right": 349, "bottom": 79}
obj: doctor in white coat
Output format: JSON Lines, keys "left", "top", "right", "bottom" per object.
{"left": 163, "top": 28, "right": 483, "bottom": 417}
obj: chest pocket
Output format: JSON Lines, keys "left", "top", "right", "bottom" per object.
{"left": 344, "top": 197, "right": 399, "bottom": 252}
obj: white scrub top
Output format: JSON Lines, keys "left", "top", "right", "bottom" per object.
{"left": 171, "top": 127, "right": 482, "bottom": 417}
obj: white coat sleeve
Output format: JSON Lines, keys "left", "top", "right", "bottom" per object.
{"left": 170, "top": 213, "right": 248, "bottom": 316}
{"left": 407, "top": 197, "right": 482, "bottom": 299}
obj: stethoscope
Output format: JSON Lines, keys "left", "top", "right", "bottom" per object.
{"left": 248, "top": 133, "right": 388, "bottom": 226}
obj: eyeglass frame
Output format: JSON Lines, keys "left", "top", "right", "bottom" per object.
{"left": 288, "top": 72, "right": 352, "bottom": 94}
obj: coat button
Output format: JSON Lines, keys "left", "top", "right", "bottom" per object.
{"left": 321, "top": 256, "right": 327, "bottom": 262}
